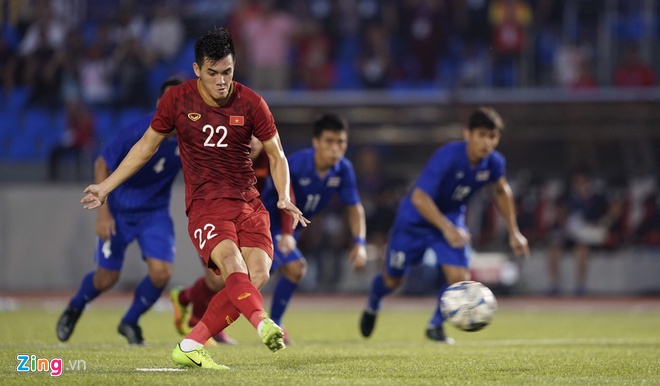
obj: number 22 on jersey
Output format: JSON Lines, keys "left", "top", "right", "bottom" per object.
{"left": 203, "top": 125, "right": 228, "bottom": 147}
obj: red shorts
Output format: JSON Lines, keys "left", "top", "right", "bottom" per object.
{"left": 187, "top": 197, "right": 273, "bottom": 274}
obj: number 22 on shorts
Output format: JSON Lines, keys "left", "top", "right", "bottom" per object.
{"left": 194, "top": 223, "right": 218, "bottom": 250}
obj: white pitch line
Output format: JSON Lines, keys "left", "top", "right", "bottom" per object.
{"left": 136, "top": 368, "right": 186, "bottom": 372}
{"left": 460, "top": 338, "right": 660, "bottom": 346}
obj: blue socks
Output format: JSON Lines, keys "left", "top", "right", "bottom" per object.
{"left": 69, "top": 271, "right": 101, "bottom": 310}
{"left": 69, "top": 271, "right": 163, "bottom": 326}
{"left": 429, "top": 282, "right": 450, "bottom": 327}
{"left": 270, "top": 276, "right": 298, "bottom": 326}
{"left": 367, "top": 274, "right": 392, "bottom": 312}
{"left": 121, "top": 276, "right": 164, "bottom": 325}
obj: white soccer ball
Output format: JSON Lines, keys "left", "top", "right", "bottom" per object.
{"left": 440, "top": 281, "right": 498, "bottom": 332}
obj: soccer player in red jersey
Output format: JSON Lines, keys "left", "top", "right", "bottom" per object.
{"left": 169, "top": 136, "right": 270, "bottom": 347}
{"left": 81, "top": 27, "right": 309, "bottom": 370}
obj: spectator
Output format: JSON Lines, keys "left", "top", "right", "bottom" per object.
{"left": 356, "top": 22, "right": 392, "bottom": 89}
{"left": 79, "top": 41, "right": 114, "bottom": 107}
{"left": 48, "top": 28, "right": 86, "bottom": 103}
{"left": 545, "top": 170, "right": 621, "bottom": 296}
{"left": 110, "top": 6, "right": 146, "bottom": 47}
{"left": 401, "top": 0, "right": 449, "bottom": 85}
{"left": 48, "top": 99, "right": 95, "bottom": 181}
{"left": 296, "top": 19, "right": 335, "bottom": 90}
{"left": 22, "top": 26, "right": 60, "bottom": 108}
{"left": 614, "top": 44, "right": 656, "bottom": 87}
{"left": 112, "top": 36, "right": 152, "bottom": 108}
{"left": 554, "top": 42, "right": 592, "bottom": 87}
{"left": 146, "top": 5, "right": 185, "bottom": 63}
{"left": 488, "top": 0, "right": 533, "bottom": 87}
{"left": 18, "top": 0, "right": 66, "bottom": 57}
{"left": 240, "top": 0, "right": 300, "bottom": 90}
{"left": 458, "top": 41, "right": 488, "bottom": 88}
{"left": 225, "top": 0, "right": 261, "bottom": 83}
{"left": 570, "top": 58, "right": 598, "bottom": 90}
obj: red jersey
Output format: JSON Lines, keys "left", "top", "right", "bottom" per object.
{"left": 151, "top": 79, "right": 277, "bottom": 213}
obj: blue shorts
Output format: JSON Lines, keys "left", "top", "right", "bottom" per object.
{"left": 384, "top": 225, "right": 470, "bottom": 278}
{"left": 94, "top": 209, "right": 175, "bottom": 271}
{"left": 269, "top": 233, "right": 304, "bottom": 272}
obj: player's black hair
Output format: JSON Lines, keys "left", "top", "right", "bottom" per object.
{"left": 313, "top": 113, "right": 348, "bottom": 138}
{"left": 468, "top": 107, "right": 505, "bottom": 131}
{"left": 159, "top": 77, "right": 184, "bottom": 97}
{"left": 194, "top": 27, "right": 235, "bottom": 67}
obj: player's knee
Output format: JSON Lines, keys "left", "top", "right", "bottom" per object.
{"left": 382, "top": 274, "right": 403, "bottom": 289}
{"left": 249, "top": 270, "right": 270, "bottom": 289}
{"left": 94, "top": 270, "right": 120, "bottom": 291}
{"left": 282, "top": 260, "right": 307, "bottom": 283}
{"left": 146, "top": 259, "right": 173, "bottom": 288}
{"left": 149, "top": 266, "right": 172, "bottom": 288}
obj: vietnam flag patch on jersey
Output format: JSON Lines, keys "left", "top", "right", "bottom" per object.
{"left": 230, "top": 115, "right": 244, "bottom": 126}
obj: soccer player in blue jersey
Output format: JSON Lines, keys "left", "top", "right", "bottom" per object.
{"left": 56, "top": 78, "right": 184, "bottom": 345}
{"left": 261, "top": 112, "right": 367, "bottom": 341}
{"left": 359, "top": 107, "right": 529, "bottom": 344}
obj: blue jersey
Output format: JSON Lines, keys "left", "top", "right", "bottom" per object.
{"left": 394, "top": 141, "right": 505, "bottom": 230}
{"left": 101, "top": 114, "right": 181, "bottom": 215}
{"left": 261, "top": 148, "right": 361, "bottom": 236}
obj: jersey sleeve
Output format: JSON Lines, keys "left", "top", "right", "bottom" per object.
{"left": 252, "top": 97, "right": 277, "bottom": 142}
{"left": 337, "top": 160, "right": 361, "bottom": 206}
{"left": 415, "top": 147, "right": 452, "bottom": 198}
{"left": 490, "top": 151, "right": 506, "bottom": 182}
{"left": 150, "top": 88, "right": 176, "bottom": 134}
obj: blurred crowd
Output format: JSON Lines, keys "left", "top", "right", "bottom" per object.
{"left": 1, "top": 0, "right": 659, "bottom": 111}
{"left": 1, "top": 0, "right": 659, "bottom": 165}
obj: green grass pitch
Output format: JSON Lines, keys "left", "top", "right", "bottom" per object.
{"left": 1, "top": 296, "right": 659, "bottom": 385}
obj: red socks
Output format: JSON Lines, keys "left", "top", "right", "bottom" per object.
{"left": 185, "top": 272, "right": 266, "bottom": 344}
{"left": 225, "top": 272, "right": 266, "bottom": 329}
{"left": 186, "top": 288, "right": 240, "bottom": 343}
{"left": 185, "top": 277, "right": 218, "bottom": 327}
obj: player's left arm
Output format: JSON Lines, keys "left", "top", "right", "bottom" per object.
{"left": 277, "top": 187, "right": 298, "bottom": 255}
{"left": 493, "top": 176, "right": 530, "bottom": 258}
{"left": 262, "top": 133, "right": 310, "bottom": 229}
{"left": 346, "top": 203, "right": 367, "bottom": 269}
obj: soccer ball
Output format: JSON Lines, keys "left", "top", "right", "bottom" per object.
{"left": 440, "top": 281, "right": 498, "bottom": 332}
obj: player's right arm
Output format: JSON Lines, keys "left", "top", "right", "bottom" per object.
{"left": 411, "top": 187, "right": 470, "bottom": 248}
{"left": 93, "top": 156, "right": 115, "bottom": 240}
{"left": 82, "top": 127, "right": 166, "bottom": 210}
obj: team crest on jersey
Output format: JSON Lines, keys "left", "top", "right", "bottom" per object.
{"left": 476, "top": 170, "right": 490, "bottom": 181}
{"left": 327, "top": 176, "right": 341, "bottom": 187}
{"left": 455, "top": 171, "right": 465, "bottom": 179}
{"left": 299, "top": 177, "right": 311, "bottom": 186}
{"left": 187, "top": 113, "right": 201, "bottom": 121}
